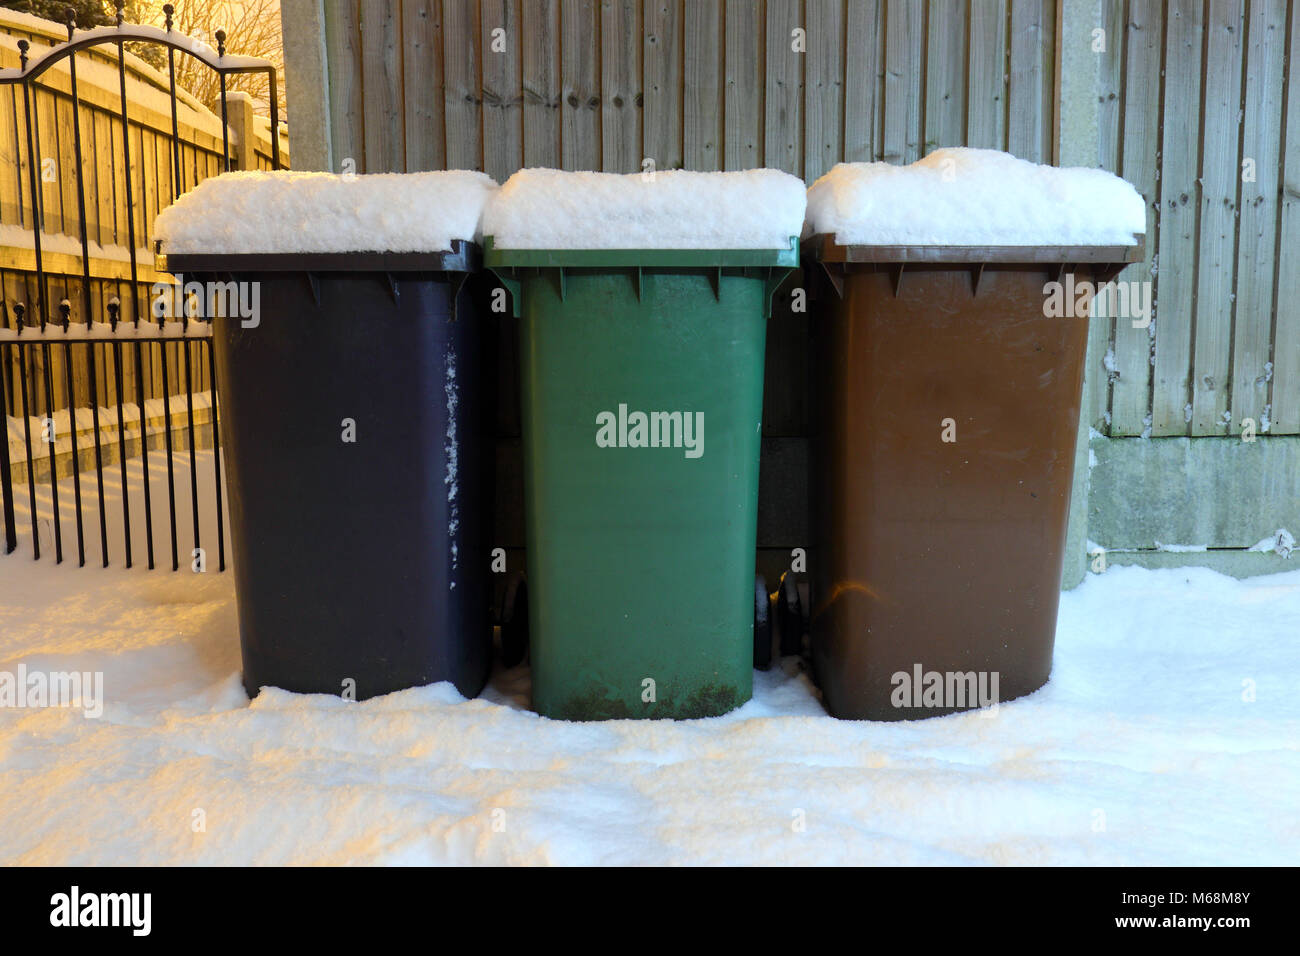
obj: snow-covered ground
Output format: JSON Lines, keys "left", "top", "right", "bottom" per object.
{"left": 1, "top": 454, "right": 1296, "bottom": 865}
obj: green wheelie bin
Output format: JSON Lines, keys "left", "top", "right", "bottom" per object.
{"left": 487, "top": 240, "right": 797, "bottom": 721}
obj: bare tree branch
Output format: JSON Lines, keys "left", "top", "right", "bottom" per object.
{"left": 121, "top": 0, "right": 284, "bottom": 118}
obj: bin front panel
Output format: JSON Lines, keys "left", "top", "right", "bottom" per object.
{"left": 517, "top": 268, "right": 766, "bottom": 720}
{"left": 811, "top": 265, "right": 1094, "bottom": 720}
{"left": 213, "top": 270, "right": 491, "bottom": 701}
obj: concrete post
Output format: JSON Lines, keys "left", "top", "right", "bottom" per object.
{"left": 279, "top": 0, "right": 331, "bottom": 172}
{"left": 1056, "top": 0, "right": 1105, "bottom": 589}
{"left": 225, "top": 91, "right": 258, "bottom": 170}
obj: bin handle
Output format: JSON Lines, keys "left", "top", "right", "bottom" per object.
{"left": 763, "top": 267, "right": 797, "bottom": 319}
{"left": 492, "top": 274, "right": 522, "bottom": 319}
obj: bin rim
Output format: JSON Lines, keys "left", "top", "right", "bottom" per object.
{"left": 482, "top": 235, "right": 799, "bottom": 269}
{"left": 806, "top": 232, "right": 1145, "bottom": 265}
{"left": 156, "top": 239, "right": 480, "bottom": 275}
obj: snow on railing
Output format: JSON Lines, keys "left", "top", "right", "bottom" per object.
{"left": 0, "top": 320, "right": 212, "bottom": 342}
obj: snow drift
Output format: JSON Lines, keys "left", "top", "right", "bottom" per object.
{"left": 482, "top": 168, "right": 806, "bottom": 250}
{"left": 154, "top": 170, "right": 498, "bottom": 255}
{"left": 805, "top": 148, "right": 1147, "bottom": 246}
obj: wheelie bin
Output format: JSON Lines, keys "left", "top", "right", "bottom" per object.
{"left": 155, "top": 171, "right": 497, "bottom": 702}
{"left": 805, "top": 152, "right": 1145, "bottom": 720}
{"left": 484, "top": 169, "right": 803, "bottom": 720}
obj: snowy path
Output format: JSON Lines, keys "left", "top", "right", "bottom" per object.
{"left": 0, "top": 459, "right": 1297, "bottom": 865}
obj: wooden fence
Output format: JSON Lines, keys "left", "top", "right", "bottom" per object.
{"left": 322, "top": 0, "right": 1058, "bottom": 178}
{"left": 309, "top": 0, "right": 1299, "bottom": 442}
{"left": 1083, "top": 0, "right": 1299, "bottom": 439}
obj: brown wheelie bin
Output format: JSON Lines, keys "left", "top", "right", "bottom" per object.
{"left": 807, "top": 237, "right": 1142, "bottom": 720}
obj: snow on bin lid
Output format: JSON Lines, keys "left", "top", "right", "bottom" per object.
{"left": 154, "top": 170, "right": 497, "bottom": 255}
{"left": 805, "top": 149, "right": 1146, "bottom": 247}
{"left": 481, "top": 168, "right": 805, "bottom": 250}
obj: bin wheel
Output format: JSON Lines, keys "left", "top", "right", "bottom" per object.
{"left": 778, "top": 572, "right": 803, "bottom": 656}
{"left": 753, "top": 574, "right": 773, "bottom": 670}
{"left": 500, "top": 573, "right": 530, "bottom": 668}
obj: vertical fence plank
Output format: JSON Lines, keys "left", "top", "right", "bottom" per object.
{"left": 883, "top": 0, "right": 922, "bottom": 163}
{"left": 522, "top": 0, "right": 561, "bottom": 167}
{"left": 482, "top": 0, "right": 522, "bottom": 180}
{"left": 1008, "top": 0, "right": 1052, "bottom": 162}
{"left": 444, "top": 0, "right": 484, "bottom": 170}
{"left": 37, "top": 88, "right": 63, "bottom": 235}
{"left": 403, "top": 0, "right": 446, "bottom": 172}
{"left": 843, "top": 0, "right": 881, "bottom": 162}
{"left": 562, "top": 0, "right": 602, "bottom": 170}
{"left": 0, "top": 85, "right": 22, "bottom": 225}
{"left": 765, "top": 0, "right": 804, "bottom": 175}
{"left": 153, "top": 131, "right": 173, "bottom": 230}
{"left": 924, "top": 0, "right": 967, "bottom": 153}
{"left": 1109, "top": 0, "right": 1162, "bottom": 436}
{"left": 58, "top": 92, "right": 83, "bottom": 239}
{"left": 601, "top": 0, "right": 642, "bottom": 172}
{"left": 1151, "top": 0, "right": 1202, "bottom": 434}
{"left": 108, "top": 114, "right": 126, "bottom": 254}
{"left": 92, "top": 109, "right": 114, "bottom": 248}
{"left": 324, "top": 0, "right": 363, "bottom": 172}
{"left": 360, "top": 1, "right": 403, "bottom": 173}
{"left": 804, "top": 0, "right": 844, "bottom": 182}
{"left": 1095, "top": 0, "right": 1123, "bottom": 170}
{"left": 132, "top": 124, "right": 150, "bottom": 269}
{"left": 1083, "top": 0, "right": 1126, "bottom": 432}
{"left": 724, "top": 0, "right": 764, "bottom": 170}
{"left": 1190, "top": 0, "right": 1244, "bottom": 435}
{"left": 1231, "top": 0, "right": 1287, "bottom": 432}
{"left": 967, "top": 0, "right": 1007, "bottom": 150}
{"left": 11, "top": 85, "right": 34, "bottom": 232}
{"left": 643, "top": 0, "right": 682, "bottom": 170}
{"left": 1272, "top": 2, "right": 1300, "bottom": 434}
{"left": 683, "top": 0, "right": 722, "bottom": 171}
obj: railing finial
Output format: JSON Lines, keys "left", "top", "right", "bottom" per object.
{"left": 17, "top": 38, "right": 28, "bottom": 70}
{"left": 64, "top": 6, "right": 76, "bottom": 39}
{"left": 13, "top": 302, "right": 24, "bottom": 336}
{"left": 107, "top": 296, "right": 121, "bottom": 332}
{"left": 163, "top": 4, "right": 175, "bottom": 31}
{"left": 115, "top": 0, "right": 125, "bottom": 27}
{"left": 59, "top": 299, "right": 71, "bottom": 333}
{"left": 215, "top": 28, "right": 226, "bottom": 57}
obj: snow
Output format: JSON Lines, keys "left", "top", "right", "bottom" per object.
{"left": 51, "top": 24, "right": 267, "bottom": 72}
{"left": 482, "top": 168, "right": 806, "bottom": 250}
{"left": 154, "top": 171, "right": 498, "bottom": 255}
{"left": 0, "top": 320, "right": 209, "bottom": 342}
{"left": 0, "top": 223, "right": 153, "bottom": 270}
{"left": 1248, "top": 529, "right": 1295, "bottom": 559}
{"left": 7, "top": 391, "right": 212, "bottom": 455}
{"left": 1, "top": 457, "right": 1297, "bottom": 864}
{"left": 805, "top": 148, "right": 1147, "bottom": 246}
{"left": 444, "top": 347, "right": 459, "bottom": 575}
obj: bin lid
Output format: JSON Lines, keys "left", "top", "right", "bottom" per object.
{"left": 483, "top": 236, "right": 799, "bottom": 270}
{"left": 157, "top": 240, "right": 480, "bottom": 275}
{"left": 807, "top": 233, "right": 1145, "bottom": 265}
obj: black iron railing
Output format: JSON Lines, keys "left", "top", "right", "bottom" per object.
{"left": 1, "top": 3, "right": 281, "bottom": 569}
{"left": 1, "top": 304, "right": 222, "bottom": 571}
